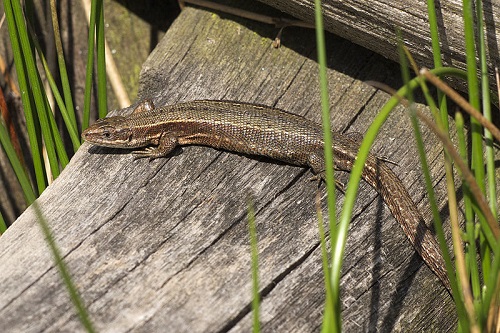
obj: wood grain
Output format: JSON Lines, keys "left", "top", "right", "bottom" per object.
{"left": 0, "top": 6, "right": 456, "bottom": 332}
{"left": 259, "top": 0, "right": 500, "bottom": 93}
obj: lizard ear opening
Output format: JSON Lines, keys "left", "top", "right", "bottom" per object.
{"left": 132, "top": 100, "right": 155, "bottom": 114}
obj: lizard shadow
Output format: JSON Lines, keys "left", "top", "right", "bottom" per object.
{"left": 85, "top": 145, "right": 183, "bottom": 159}
{"left": 380, "top": 184, "right": 456, "bottom": 332}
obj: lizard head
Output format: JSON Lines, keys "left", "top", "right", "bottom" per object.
{"left": 82, "top": 116, "right": 139, "bottom": 148}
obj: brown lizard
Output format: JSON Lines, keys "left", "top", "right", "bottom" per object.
{"left": 82, "top": 100, "right": 451, "bottom": 292}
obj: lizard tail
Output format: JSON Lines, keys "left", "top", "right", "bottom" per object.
{"left": 361, "top": 156, "right": 452, "bottom": 293}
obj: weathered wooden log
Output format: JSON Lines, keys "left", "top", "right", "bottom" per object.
{"left": 259, "top": 0, "right": 500, "bottom": 93}
{"left": 0, "top": 6, "right": 456, "bottom": 332}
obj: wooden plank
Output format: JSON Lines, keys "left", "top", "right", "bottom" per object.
{"left": 0, "top": 6, "right": 456, "bottom": 332}
{"left": 258, "top": 0, "right": 500, "bottom": 92}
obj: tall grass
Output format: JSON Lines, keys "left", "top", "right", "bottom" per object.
{"left": 314, "top": 0, "right": 500, "bottom": 331}
{"left": 1, "top": 0, "right": 106, "bottom": 329}
{"left": 1, "top": 0, "right": 108, "bottom": 212}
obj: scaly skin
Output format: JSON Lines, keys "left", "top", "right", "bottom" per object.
{"left": 82, "top": 100, "right": 451, "bottom": 292}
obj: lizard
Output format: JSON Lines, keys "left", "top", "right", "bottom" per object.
{"left": 82, "top": 99, "right": 452, "bottom": 292}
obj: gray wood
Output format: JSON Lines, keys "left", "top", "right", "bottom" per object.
{"left": 258, "top": 0, "right": 500, "bottom": 93}
{"left": 0, "top": 7, "right": 456, "bottom": 332}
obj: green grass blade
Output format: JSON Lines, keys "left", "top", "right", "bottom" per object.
{"left": 427, "top": 4, "right": 476, "bottom": 325}
{"left": 404, "top": 85, "right": 466, "bottom": 325}
{"left": 3, "top": 0, "right": 45, "bottom": 194}
{"left": 472, "top": 8, "right": 500, "bottom": 312}
{"left": 425, "top": 0, "right": 449, "bottom": 128}
{"left": 313, "top": 1, "right": 336, "bottom": 221}
{"left": 0, "top": 211, "right": 6, "bottom": 234}
{"left": 314, "top": 0, "right": 339, "bottom": 330}
{"left": 475, "top": 0, "right": 497, "bottom": 219}
{"left": 33, "top": 202, "right": 95, "bottom": 332}
{"left": 316, "top": 192, "right": 334, "bottom": 333}
{"left": 83, "top": 0, "right": 100, "bottom": 131}
{"left": 397, "top": 33, "right": 456, "bottom": 294}
{"left": 10, "top": 0, "right": 61, "bottom": 180}
{"left": 462, "top": 0, "right": 481, "bottom": 113}
{"left": 45, "top": 97, "right": 69, "bottom": 168}
{"left": 455, "top": 112, "right": 481, "bottom": 299}
{"left": 399, "top": 39, "right": 468, "bottom": 324}
{"left": 482, "top": 240, "right": 500, "bottom": 325}
{"left": 398, "top": 34, "right": 466, "bottom": 323}
{"left": 462, "top": 1, "right": 485, "bottom": 213}
{"left": 414, "top": 115, "right": 466, "bottom": 319}
{"left": 463, "top": 0, "right": 491, "bottom": 303}
{"left": 24, "top": 19, "right": 76, "bottom": 162}
{"left": 0, "top": 121, "right": 36, "bottom": 204}
{"left": 29, "top": 31, "right": 81, "bottom": 152}
{"left": 247, "top": 199, "right": 260, "bottom": 333}
{"left": 96, "top": 1, "right": 107, "bottom": 118}
{"left": 426, "top": 0, "right": 442, "bottom": 67}
{"left": 50, "top": 0, "right": 77, "bottom": 132}
{"left": 329, "top": 72, "right": 406, "bottom": 333}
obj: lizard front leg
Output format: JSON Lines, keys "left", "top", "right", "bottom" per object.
{"left": 133, "top": 133, "right": 178, "bottom": 160}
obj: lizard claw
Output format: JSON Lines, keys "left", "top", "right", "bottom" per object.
{"left": 308, "top": 172, "right": 347, "bottom": 193}
{"left": 308, "top": 174, "right": 323, "bottom": 182}
{"left": 132, "top": 147, "right": 160, "bottom": 160}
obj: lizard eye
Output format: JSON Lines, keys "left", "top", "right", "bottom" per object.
{"left": 103, "top": 131, "right": 111, "bottom": 138}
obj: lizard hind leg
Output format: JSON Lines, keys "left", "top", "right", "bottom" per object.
{"left": 308, "top": 171, "right": 347, "bottom": 193}
{"left": 307, "top": 151, "right": 347, "bottom": 192}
